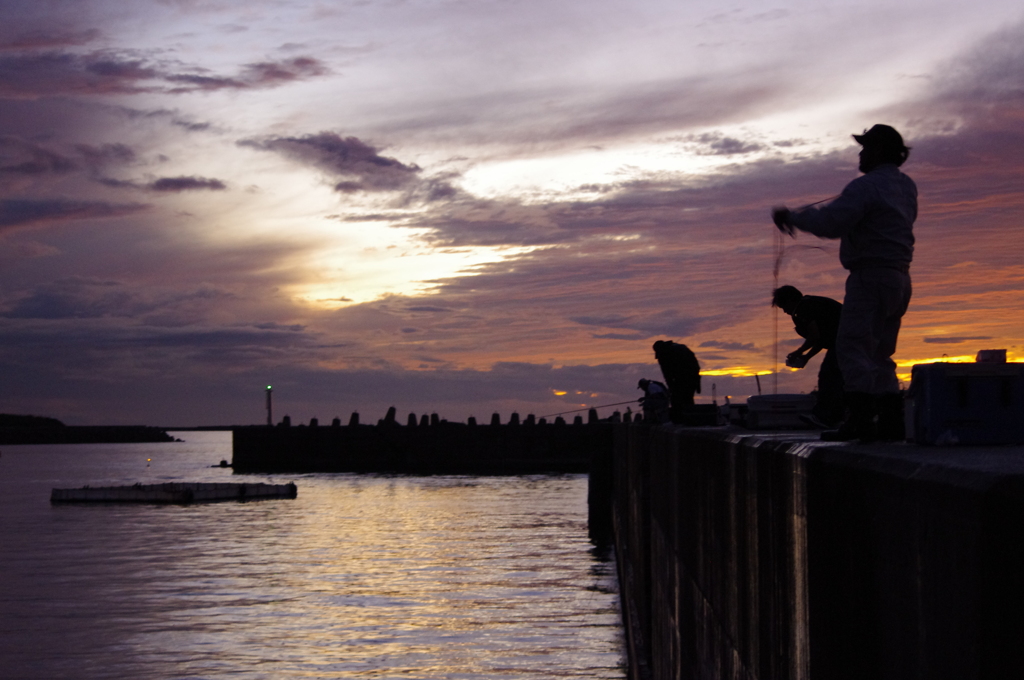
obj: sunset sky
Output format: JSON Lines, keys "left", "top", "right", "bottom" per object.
{"left": 2, "top": 0, "right": 1023, "bottom": 426}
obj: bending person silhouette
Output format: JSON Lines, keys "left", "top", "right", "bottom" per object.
{"left": 652, "top": 340, "right": 701, "bottom": 423}
{"left": 772, "top": 124, "right": 916, "bottom": 441}
{"left": 772, "top": 285, "right": 844, "bottom": 427}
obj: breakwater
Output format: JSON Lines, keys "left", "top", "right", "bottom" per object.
{"left": 50, "top": 481, "right": 298, "bottom": 504}
{"left": 0, "top": 425, "right": 175, "bottom": 445}
{"left": 610, "top": 425, "right": 1024, "bottom": 680}
{"left": 231, "top": 413, "right": 615, "bottom": 474}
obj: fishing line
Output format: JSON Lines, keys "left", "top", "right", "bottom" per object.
{"left": 539, "top": 399, "right": 639, "bottom": 419}
{"left": 770, "top": 194, "right": 837, "bottom": 394}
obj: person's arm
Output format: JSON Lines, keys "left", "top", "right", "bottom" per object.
{"left": 793, "top": 318, "right": 822, "bottom": 353}
{"left": 791, "top": 339, "right": 815, "bottom": 356}
{"left": 802, "top": 345, "right": 823, "bottom": 360}
{"left": 788, "top": 180, "right": 870, "bottom": 239}
{"left": 787, "top": 317, "right": 823, "bottom": 367}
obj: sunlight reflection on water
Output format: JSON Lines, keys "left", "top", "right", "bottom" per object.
{"left": 0, "top": 432, "right": 624, "bottom": 679}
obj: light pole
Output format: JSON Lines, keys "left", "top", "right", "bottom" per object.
{"left": 266, "top": 385, "right": 273, "bottom": 426}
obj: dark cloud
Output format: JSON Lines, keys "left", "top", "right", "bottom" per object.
{"left": 1, "top": 138, "right": 140, "bottom": 190}
{"left": 923, "top": 336, "right": 994, "bottom": 344}
{"left": 570, "top": 310, "right": 707, "bottom": 339}
{"left": 571, "top": 314, "right": 630, "bottom": 327}
{"left": 897, "top": 20, "right": 1024, "bottom": 171}
{"left": 0, "top": 198, "right": 148, "bottom": 230}
{"left": 0, "top": 29, "right": 101, "bottom": 51}
{"left": 164, "top": 55, "right": 328, "bottom": 92}
{"left": 254, "top": 322, "right": 306, "bottom": 332}
{"left": 933, "top": 20, "right": 1024, "bottom": 109}
{"left": 0, "top": 51, "right": 328, "bottom": 98}
{"left": 700, "top": 340, "right": 758, "bottom": 351}
{"left": 593, "top": 332, "right": 649, "bottom": 341}
{"left": 0, "top": 52, "right": 152, "bottom": 97}
{"left": 0, "top": 136, "right": 77, "bottom": 175}
{"left": 333, "top": 213, "right": 400, "bottom": 222}
{"left": 74, "top": 142, "right": 136, "bottom": 170}
{"left": 0, "top": 278, "right": 235, "bottom": 320}
{"left": 148, "top": 176, "right": 227, "bottom": 192}
{"left": 236, "top": 57, "right": 328, "bottom": 88}
{"left": 1, "top": 277, "right": 137, "bottom": 319}
{"left": 118, "top": 107, "right": 214, "bottom": 133}
{"left": 417, "top": 212, "right": 576, "bottom": 248}
{"left": 689, "top": 132, "right": 765, "bottom": 155}
{"left": 240, "top": 132, "right": 425, "bottom": 193}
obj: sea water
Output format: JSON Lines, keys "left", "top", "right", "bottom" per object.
{"left": 0, "top": 431, "right": 624, "bottom": 679}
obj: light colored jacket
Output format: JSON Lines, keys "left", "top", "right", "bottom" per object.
{"left": 789, "top": 164, "right": 917, "bottom": 270}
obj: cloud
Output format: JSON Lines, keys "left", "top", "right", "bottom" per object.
{"left": 148, "top": 176, "right": 227, "bottom": 192}
{"left": 239, "top": 132, "right": 429, "bottom": 194}
{"left": 96, "top": 175, "right": 228, "bottom": 192}
{"left": 0, "top": 29, "right": 101, "bottom": 51}
{"left": 931, "top": 20, "right": 1024, "bottom": 110}
{"left": 688, "top": 132, "right": 765, "bottom": 156}
{"left": 0, "top": 198, "right": 148, "bottom": 230}
{"left": 0, "top": 51, "right": 329, "bottom": 98}
{"left": 406, "top": 306, "right": 452, "bottom": 313}
{"left": 254, "top": 322, "right": 306, "bottom": 332}
{"left": 571, "top": 309, "right": 708, "bottom": 339}
{"left": 74, "top": 142, "right": 136, "bottom": 171}
{"left": 923, "top": 336, "right": 994, "bottom": 344}
{"left": 236, "top": 57, "right": 328, "bottom": 88}
{"left": 0, "top": 136, "right": 77, "bottom": 175}
{"left": 163, "top": 57, "right": 328, "bottom": 93}
{"left": 237, "top": 131, "right": 466, "bottom": 201}
{"left": 1, "top": 277, "right": 139, "bottom": 319}
{"left": 0, "top": 277, "right": 236, "bottom": 320}
{"left": 117, "top": 107, "right": 215, "bottom": 133}
{"left": 593, "top": 332, "right": 649, "bottom": 341}
{"left": 700, "top": 340, "right": 758, "bottom": 351}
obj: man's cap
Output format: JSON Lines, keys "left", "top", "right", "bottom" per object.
{"left": 853, "top": 124, "right": 906, "bottom": 150}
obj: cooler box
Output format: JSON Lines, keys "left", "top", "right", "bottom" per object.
{"left": 745, "top": 394, "right": 817, "bottom": 429}
{"left": 907, "top": 362, "right": 1024, "bottom": 445}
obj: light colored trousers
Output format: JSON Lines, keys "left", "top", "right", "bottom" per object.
{"left": 836, "top": 267, "right": 912, "bottom": 395}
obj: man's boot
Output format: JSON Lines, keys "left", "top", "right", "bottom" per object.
{"left": 821, "top": 392, "right": 878, "bottom": 442}
{"left": 876, "top": 392, "right": 906, "bottom": 441}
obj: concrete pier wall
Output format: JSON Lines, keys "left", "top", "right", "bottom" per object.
{"left": 611, "top": 425, "right": 1024, "bottom": 680}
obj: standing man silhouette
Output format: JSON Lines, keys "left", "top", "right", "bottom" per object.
{"left": 772, "top": 125, "right": 916, "bottom": 441}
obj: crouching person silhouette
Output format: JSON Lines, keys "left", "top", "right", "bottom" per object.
{"left": 652, "top": 340, "right": 701, "bottom": 424}
{"left": 773, "top": 285, "right": 844, "bottom": 427}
